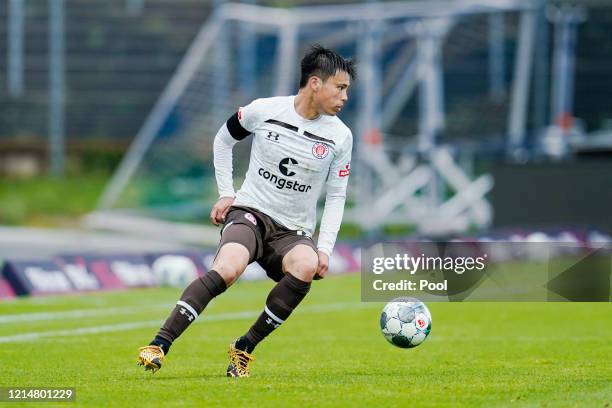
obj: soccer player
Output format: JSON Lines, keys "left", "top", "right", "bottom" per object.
{"left": 138, "top": 44, "right": 355, "bottom": 378}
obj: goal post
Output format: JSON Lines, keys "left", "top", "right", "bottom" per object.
{"left": 91, "top": 0, "right": 544, "bottom": 239}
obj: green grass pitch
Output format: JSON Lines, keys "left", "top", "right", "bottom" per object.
{"left": 0, "top": 273, "right": 610, "bottom": 407}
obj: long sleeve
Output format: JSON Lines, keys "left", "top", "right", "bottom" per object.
{"left": 317, "top": 132, "right": 352, "bottom": 256}
{"left": 317, "top": 184, "right": 348, "bottom": 256}
{"left": 213, "top": 122, "right": 239, "bottom": 198}
{"left": 213, "top": 98, "right": 270, "bottom": 198}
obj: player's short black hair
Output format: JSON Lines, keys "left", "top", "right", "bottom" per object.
{"left": 299, "top": 44, "right": 356, "bottom": 88}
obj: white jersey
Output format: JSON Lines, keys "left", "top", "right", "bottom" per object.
{"left": 214, "top": 95, "right": 352, "bottom": 255}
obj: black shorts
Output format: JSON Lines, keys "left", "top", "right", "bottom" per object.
{"left": 218, "top": 205, "right": 317, "bottom": 282}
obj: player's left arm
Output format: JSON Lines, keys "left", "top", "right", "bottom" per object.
{"left": 316, "top": 132, "right": 353, "bottom": 279}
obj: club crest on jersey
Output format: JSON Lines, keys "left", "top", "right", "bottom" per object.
{"left": 312, "top": 142, "right": 329, "bottom": 159}
{"left": 244, "top": 213, "right": 257, "bottom": 225}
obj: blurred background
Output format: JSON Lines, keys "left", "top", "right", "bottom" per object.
{"left": 1, "top": 5, "right": 610, "bottom": 400}
{"left": 0, "top": 0, "right": 610, "bottom": 266}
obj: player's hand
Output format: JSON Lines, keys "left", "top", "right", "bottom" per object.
{"left": 314, "top": 250, "right": 329, "bottom": 280}
{"left": 210, "top": 196, "right": 235, "bottom": 226}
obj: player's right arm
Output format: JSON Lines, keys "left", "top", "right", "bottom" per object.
{"left": 211, "top": 100, "right": 265, "bottom": 225}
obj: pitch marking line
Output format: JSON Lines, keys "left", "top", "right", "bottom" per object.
{"left": 0, "top": 302, "right": 378, "bottom": 343}
{"left": 0, "top": 304, "right": 174, "bottom": 324}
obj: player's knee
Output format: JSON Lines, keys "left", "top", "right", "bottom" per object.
{"left": 214, "top": 265, "right": 243, "bottom": 286}
{"left": 283, "top": 248, "right": 318, "bottom": 282}
{"left": 212, "top": 243, "right": 249, "bottom": 285}
{"left": 289, "top": 260, "right": 317, "bottom": 282}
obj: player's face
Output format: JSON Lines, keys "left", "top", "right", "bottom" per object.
{"left": 315, "top": 71, "right": 350, "bottom": 116}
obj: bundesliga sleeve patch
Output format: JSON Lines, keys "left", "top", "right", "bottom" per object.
{"left": 339, "top": 163, "right": 350, "bottom": 177}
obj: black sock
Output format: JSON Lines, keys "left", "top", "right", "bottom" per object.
{"left": 155, "top": 270, "right": 227, "bottom": 344}
{"left": 150, "top": 335, "right": 172, "bottom": 355}
{"left": 234, "top": 336, "right": 257, "bottom": 354}
{"left": 237, "top": 273, "right": 311, "bottom": 353}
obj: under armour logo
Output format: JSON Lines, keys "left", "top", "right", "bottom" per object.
{"left": 179, "top": 307, "right": 194, "bottom": 322}
{"left": 265, "top": 318, "right": 280, "bottom": 328}
{"left": 266, "top": 131, "right": 280, "bottom": 142}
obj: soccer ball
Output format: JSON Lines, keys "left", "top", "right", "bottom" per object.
{"left": 380, "top": 297, "right": 432, "bottom": 348}
{"left": 151, "top": 255, "right": 199, "bottom": 288}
